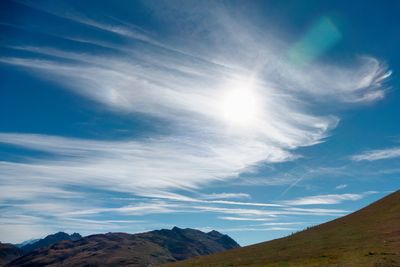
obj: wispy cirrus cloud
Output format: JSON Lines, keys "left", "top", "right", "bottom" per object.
{"left": 218, "top": 216, "right": 275, "bottom": 222}
{"left": 335, "top": 184, "right": 348, "bottom": 190}
{"left": 0, "top": 0, "right": 392, "bottom": 242}
{"left": 217, "top": 227, "right": 298, "bottom": 232}
{"left": 351, "top": 147, "right": 400, "bottom": 161}
{"left": 216, "top": 221, "right": 305, "bottom": 233}
{"left": 0, "top": 133, "right": 293, "bottom": 195}
{"left": 200, "top": 192, "right": 251, "bottom": 200}
{"left": 193, "top": 205, "right": 347, "bottom": 217}
{"left": 281, "top": 191, "right": 377, "bottom": 206}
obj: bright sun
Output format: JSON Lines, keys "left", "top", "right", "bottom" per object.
{"left": 220, "top": 84, "right": 258, "bottom": 127}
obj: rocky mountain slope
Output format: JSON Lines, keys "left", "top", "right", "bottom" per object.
{"left": 0, "top": 243, "right": 22, "bottom": 267}
{"left": 6, "top": 227, "right": 239, "bottom": 267}
{"left": 0, "top": 232, "right": 82, "bottom": 266}
{"left": 20, "top": 232, "right": 82, "bottom": 253}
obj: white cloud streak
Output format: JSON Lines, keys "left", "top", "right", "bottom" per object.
{"left": 200, "top": 192, "right": 251, "bottom": 200}
{"left": 218, "top": 216, "right": 275, "bottom": 222}
{"left": 281, "top": 191, "right": 377, "bottom": 205}
{"left": 0, "top": 133, "right": 292, "bottom": 194}
{"left": 351, "top": 147, "right": 400, "bottom": 161}
{"left": 335, "top": 184, "right": 348, "bottom": 190}
{"left": 193, "top": 205, "right": 346, "bottom": 217}
{"left": 218, "top": 227, "right": 297, "bottom": 232}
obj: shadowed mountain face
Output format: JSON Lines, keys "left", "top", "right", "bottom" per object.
{"left": 0, "top": 243, "right": 23, "bottom": 267}
{"left": 15, "top": 239, "right": 39, "bottom": 249}
{"left": 6, "top": 227, "right": 239, "bottom": 267}
{"left": 0, "top": 232, "right": 82, "bottom": 266}
{"left": 19, "top": 232, "right": 82, "bottom": 253}
{"left": 167, "top": 190, "right": 400, "bottom": 267}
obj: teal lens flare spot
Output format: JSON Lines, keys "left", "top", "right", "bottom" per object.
{"left": 287, "top": 17, "right": 342, "bottom": 67}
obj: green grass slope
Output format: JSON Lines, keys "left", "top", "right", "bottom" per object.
{"left": 167, "top": 190, "right": 400, "bottom": 267}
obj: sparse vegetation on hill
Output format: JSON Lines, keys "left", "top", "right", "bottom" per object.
{"left": 167, "top": 190, "right": 400, "bottom": 267}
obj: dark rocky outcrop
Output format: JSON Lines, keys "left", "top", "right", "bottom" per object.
{"left": 0, "top": 243, "right": 23, "bottom": 266}
{"left": 20, "top": 232, "right": 82, "bottom": 253}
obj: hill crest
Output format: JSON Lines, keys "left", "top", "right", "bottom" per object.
{"left": 168, "top": 190, "right": 400, "bottom": 267}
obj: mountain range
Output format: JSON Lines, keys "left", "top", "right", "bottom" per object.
{"left": 1, "top": 227, "right": 239, "bottom": 267}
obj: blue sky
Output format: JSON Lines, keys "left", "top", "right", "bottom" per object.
{"left": 0, "top": 0, "right": 399, "bottom": 246}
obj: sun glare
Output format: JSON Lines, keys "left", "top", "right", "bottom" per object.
{"left": 220, "top": 82, "right": 259, "bottom": 127}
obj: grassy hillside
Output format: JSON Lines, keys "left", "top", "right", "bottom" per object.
{"left": 167, "top": 190, "right": 400, "bottom": 267}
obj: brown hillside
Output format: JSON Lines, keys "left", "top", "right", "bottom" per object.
{"left": 168, "top": 190, "right": 400, "bottom": 267}
{"left": 0, "top": 243, "right": 23, "bottom": 267}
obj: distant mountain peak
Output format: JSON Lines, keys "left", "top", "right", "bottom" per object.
{"left": 19, "top": 232, "right": 82, "bottom": 253}
{"left": 15, "top": 239, "right": 39, "bottom": 248}
{"left": 207, "top": 230, "right": 223, "bottom": 237}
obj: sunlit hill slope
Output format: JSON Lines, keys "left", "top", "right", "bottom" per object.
{"left": 168, "top": 190, "right": 400, "bottom": 267}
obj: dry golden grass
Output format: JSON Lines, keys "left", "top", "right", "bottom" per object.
{"left": 166, "top": 191, "right": 400, "bottom": 267}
